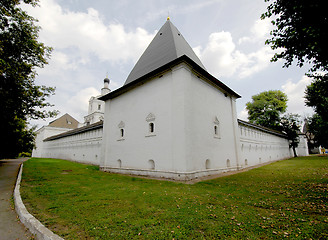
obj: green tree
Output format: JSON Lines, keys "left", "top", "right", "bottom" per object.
{"left": 0, "top": 0, "right": 57, "bottom": 158}
{"left": 306, "top": 114, "right": 328, "bottom": 149}
{"left": 304, "top": 74, "right": 328, "bottom": 148}
{"left": 305, "top": 74, "right": 328, "bottom": 120}
{"left": 246, "top": 90, "right": 288, "bottom": 130}
{"left": 280, "top": 114, "right": 301, "bottom": 157}
{"left": 262, "top": 0, "right": 328, "bottom": 72}
{"left": 262, "top": 0, "right": 328, "bottom": 149}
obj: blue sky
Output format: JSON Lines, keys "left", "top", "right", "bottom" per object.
{"left": 24, "top": 0, "right": 313, "bottom": 127}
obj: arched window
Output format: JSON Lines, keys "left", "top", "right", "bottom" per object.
{"left": 227, "top": 159, "right": 231, "bottom": 168}
{"left": 245, "top": 159, "right": 248, "bottom": 166}
{"left": 213, "top": 116, "right": 220, "bottom": 138}
{"left": 118, "top": 121, "right": 125, "bottom": 140}
{"left": 117, "top": 159, "right": 122, "bottom": 168}
{"left": 205, "top": 159, "right": 211, "bottom": 169}
{"left": 146, "top": 113, "right": 156, "bottom": 136}
{"left": 148, "top": 159, "right": 155, "bottom": 170}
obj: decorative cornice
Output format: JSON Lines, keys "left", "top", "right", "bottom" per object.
{"left": 146, "top": 113, "right": 156, "bottom": 122}
{"left": 214, "top": 116, "right": 220, "bottom": 124}
{"left": 118, "top": 121, "right": 125, "bottom": 128}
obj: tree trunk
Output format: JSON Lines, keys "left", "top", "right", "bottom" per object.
{"left": 292, "top": 145, "right": 298, "bottom": 158}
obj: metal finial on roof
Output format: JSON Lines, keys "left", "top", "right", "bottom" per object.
{"left": 167, "top": 16, "right": 170, "bottom": 21}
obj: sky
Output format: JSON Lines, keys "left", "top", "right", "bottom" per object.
{"left": 23, "top": 0, "right": 314, "bottom": 128}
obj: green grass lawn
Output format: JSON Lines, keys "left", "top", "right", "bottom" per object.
{"left": 21, "top": 156, "right": 328, "bottom": 239}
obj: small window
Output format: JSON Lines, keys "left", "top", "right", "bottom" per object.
{"left": 149, "top": 122, "right": 154, "bottom": 133}
{"left": 118, "top": 121, "right": 125, "bottom": 140}
{"left": 213, "top": 116, "right": 220, "bottom": 138}
{"left": 98, "top": 104, "right": 101, "bottom": 110}
{"left": 146, "top": 113, "right": 156, "bottom": 137}
{"left": 120, "top": 129, "right": 124, "bottom": 137}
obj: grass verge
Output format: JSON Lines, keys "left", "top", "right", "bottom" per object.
{"left": 21, "top": 156, "right": 328, "bottom": 239}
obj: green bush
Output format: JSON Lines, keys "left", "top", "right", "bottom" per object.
{"left": 18, "top": 152, "right": 31, "bottom": 157}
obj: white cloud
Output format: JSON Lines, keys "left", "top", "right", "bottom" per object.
{"left": 66, "top": 87, "right": 100, "bottom": 121}
{"left": 197, "top": 31, "right": 244, "bottom": 77}
{"left": 281, "top": 75, "right": 313, "bottom": 115}
{"left": 238, "top": 107, "right": 248, "bottom": 121}
{"left": 194, "top": 16, "right": 276, "bottom": 79}
{"left": 238, "top": 18, "right": 272, "bottom": 44}
{"left": 23, "top": 0, "right": 155, "bottom": 65}
{"left": 238, "top": 46, "right": 274, "bottom": 78}
{"left": 142, "top": 0, "right": 220, "bottom": 24}
{"left": 197, "top": 30, "right": 275, "bottom": 79}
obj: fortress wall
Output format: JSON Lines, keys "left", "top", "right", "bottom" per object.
{"left": 238, "top": 121, "right": 308, "bottom": 169}
{"left": 36, "top": 120, "right": 308, "bottom": 176}
{"left": 41, "top": 125, "right": 103, "bottom": 165}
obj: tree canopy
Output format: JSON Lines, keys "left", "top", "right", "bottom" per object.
{"left": 304, "top": 74, "right": 328, "bottom": 148}
{"left": 0, "top": 0, "right": 57, "bottom": 158}
{"left": 305, "top": 74, "right": 328, "bottom": 120}
{"left": 262, "top": 0, "right": 328, "bottom": 72}
{"left": 246, "top": 90, "right": 288, "bottom": 130}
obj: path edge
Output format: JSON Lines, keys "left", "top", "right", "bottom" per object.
{"left": 14, "top": 163, "right": 64, "bottom": 240}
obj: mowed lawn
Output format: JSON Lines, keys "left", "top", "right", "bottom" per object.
{"left": 21, "top": 156, "right": 327, "bottom": 239}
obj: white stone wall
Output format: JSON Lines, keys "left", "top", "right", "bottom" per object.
{"left": 101, "top": 69, "right": 174, "bottom": 173}
{"left": 239, "top": 124, "right": 292, "bottom": 167}
{"left": 32, "top": 126, "right": 73, "bottom": 158}
{"left": 41, "top": 126, "right": 103, "bottom": 165}
{"left": 180, "top": 65, "right": 241, "bottom": 173}
{"left": 238, "top": 123, "right": 308, "bottom": 168}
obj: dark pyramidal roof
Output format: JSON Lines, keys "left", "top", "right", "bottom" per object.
{"left": 124, "top": 18, "right": 206, "bottom": 85}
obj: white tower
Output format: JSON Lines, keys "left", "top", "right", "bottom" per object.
{"left": 84, "top": 76, "right": 111, "bottom": 125}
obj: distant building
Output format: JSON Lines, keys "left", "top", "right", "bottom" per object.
{"left": 32, "top": 114, "right": 79, "bottom": 158}
{"left": 84, "top": 77, "right": 110, "bottom": 126}
{"left": 48, "top": 113, "right": 79, "bottom": 129}
{"left": 33, "top": 19, "right": 308, "bottom": 180}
